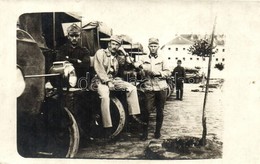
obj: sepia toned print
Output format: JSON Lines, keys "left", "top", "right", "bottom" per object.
{"left": 16, "top": 11, "right": 224, "bottom": 159}
{"left": 0, "top": 0, "right": 258, "bottom": 163}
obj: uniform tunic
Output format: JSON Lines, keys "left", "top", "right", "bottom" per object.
{"left": 94, "top": 48, "right": 140, "bottom": 128}
{"left": 135, "top": 54, "right": 171, "bottom": 91}
{"left": 173, "top": 65, "right": 185, "bottom": 89}
{"left": 56, "top": 43, "right": 90, "bottom": 80}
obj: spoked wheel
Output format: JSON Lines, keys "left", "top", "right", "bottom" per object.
{"left": 109, "top": 96, "right": 126, "bottom": 138}
{"left": 64, "top": 107, "right": 80, "bottom": 158}
{"left": 87, "top": 95, "right": 126, "bottom": 139}
{"left": 166, "top": 78, "right": 174, "bottom": 98}
{"left": 166, "top": 84, "right": 172, "bottom": 98}
{"left": 39, "top": 106, "right": 80, "bottom": 158}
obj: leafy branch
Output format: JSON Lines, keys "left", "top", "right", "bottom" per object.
{"left": 187, "top": 39, "right": 218, "bottom": 57}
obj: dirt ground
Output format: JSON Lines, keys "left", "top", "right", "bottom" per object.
{"left": 75, "top": 83, "right": 223, "bottom": 159}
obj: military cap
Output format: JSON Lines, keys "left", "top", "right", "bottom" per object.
{"left": 67, "top": 23, "right": 81, "bottom": 35}
{"left": 148, "top": 37, "right": 159, "bottom": 45}
{"left": 110, "top": 35, "right": 122, "bottom": 44}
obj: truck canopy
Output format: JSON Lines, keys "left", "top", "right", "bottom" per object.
{"left": 81, "top": 21, "right": 113, "bottom": 56}
{"left": 18, "top": 12, "right": 81, "bottom": 49}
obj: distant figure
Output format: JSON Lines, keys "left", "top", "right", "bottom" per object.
{"left": 56, "top": 23, "right": 90, "bottom": 87}
{"left": 173, "top": 60, "right": 185, "bottom": 100}
{"left": 201, "top": 72, "right": 206, "bottom": 91}
{"left": 134, "top": 37, "right": 171, "bottom": 140}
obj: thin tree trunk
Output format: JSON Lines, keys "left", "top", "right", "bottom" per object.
{"left": 201, "top": 17, "right": 217, "bottom": 146}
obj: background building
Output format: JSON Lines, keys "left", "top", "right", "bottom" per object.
{"left": 161, "top": 34, "right": 226, "bottom": 78}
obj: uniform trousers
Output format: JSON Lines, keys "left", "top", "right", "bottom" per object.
{"left": 176, "top": 80, "right": 184, "bottom": 99}
{"left": 97, "top": 79, "right": 140, "bottom": 128}
{"left": 142, "top": 90, "right": 167, "bottom": 135}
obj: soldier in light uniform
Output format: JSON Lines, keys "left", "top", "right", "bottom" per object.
{"left": 134, "top": 38, "right": 171, "bottom": 140}
{"left": 93, "top": 35, "right": 142, "bottom": 137}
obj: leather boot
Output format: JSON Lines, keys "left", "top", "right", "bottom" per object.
{"left": 180, "top": 89, "right": 183, "bottom": 101}
{"left": 154, "top": 121, "right": 162, "bottom": 139}
{"left": 132, "top": 115, "right": 147, "bottom": 125}
{"left": 104, "top": 127, "right": 113, "bottom": 139}
{"left": 176, "top": 90, "right": 180, "bottom": 100}
{"left": 140, "top": 125, "right": 148, "bottom": 141}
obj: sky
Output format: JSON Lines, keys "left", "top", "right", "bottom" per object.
{"left": 80, "top": 0, "right": 228, "bottom": 50}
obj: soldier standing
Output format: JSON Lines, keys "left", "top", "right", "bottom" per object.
{"left": 134, "top": 38, "right": 171, "bottom": 140}
{"left": 173, "top": 60, "right": 185, "bottom": 100}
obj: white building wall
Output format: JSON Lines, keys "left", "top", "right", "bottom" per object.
{"left": 162, "top": 44, "right": 226, "bottom": 78}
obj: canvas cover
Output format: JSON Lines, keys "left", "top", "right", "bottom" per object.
{"left": 18, "top": 12, "right": 81, "bottom": 49}
{"left": 82, "top": 21, "right": 112, "bottom": 37}
{"left": 81, "top": 21, "right": 113, "bottom": 56}
{"left": 122, "top": 42, "right": 144, "bottom": 55}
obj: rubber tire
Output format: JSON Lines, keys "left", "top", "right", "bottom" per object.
{"left": 166, "top": 84, "right": 172, "bottom": 98}
{"left": 109, "top": 96, "right": 126, "bottom": 138}
{"left": 64, "top": 107, "right": 80, "bottom": 158}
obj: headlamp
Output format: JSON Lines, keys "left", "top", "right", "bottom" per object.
{"left": 49, "top": 61, "right": 77, "bottom": 88}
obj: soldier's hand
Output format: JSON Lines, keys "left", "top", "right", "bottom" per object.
{"left": 108, "top": 81, "right": 115, "bottom": 90}
{"left": 118, "top": 47, "right": 128, "bottom": 56}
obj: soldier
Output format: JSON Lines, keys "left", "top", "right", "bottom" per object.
{"left": 173, "top": 60, "right": 185, "bottom": 100}
{"left": 93, "top": 35, "right": 142, "bottom": 138}
{"left": 56, "top": 23, "right": 90, "bottom": 88}
{"left": 134, "top": 38, "right": 171, "bottom": 140}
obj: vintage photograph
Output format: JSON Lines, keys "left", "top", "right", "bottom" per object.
{"left": 2, "top": 0, "right": 259, "bottom": 163}
{"left": 16, "top": 11, "right": 224, "bottom": 160}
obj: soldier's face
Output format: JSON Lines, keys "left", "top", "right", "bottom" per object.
{"left": 148, "top": 44, "right": 159, "bottom": 54}
{"left": 68, "top": 33, "right": 80, "bottom": 46}
{"left": 108, "top": 41, "right": 120, "bottom": 54}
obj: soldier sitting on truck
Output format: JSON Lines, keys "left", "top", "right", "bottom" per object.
{"left": 93, "top": 35, "right": 144, "bottom": 138}
{"left": 56, "top": 23, "right": 90, "bottom": 88}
